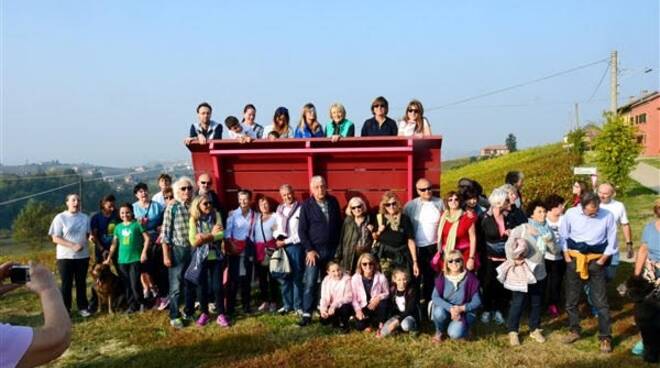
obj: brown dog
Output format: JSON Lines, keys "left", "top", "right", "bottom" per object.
{"left": 91, "top": 263, "right": 124, "bottom": 314}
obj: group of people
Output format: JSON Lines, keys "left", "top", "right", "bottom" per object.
{"left": 184, "top": 97, "right": 433, "bottom": 144}
{"left": 42, "top": 165, "right": 660, "bottom": 361}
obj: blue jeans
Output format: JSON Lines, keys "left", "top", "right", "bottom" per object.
{"left": 432, "top": 307, "right": 475, "bottom": 339}
{"left": 167, "top": 246, "right": 195, "bottom": 320}
{"left": 302, "top": 253, "right": 330, "bottom": 314}
{"left": 278, "top": 243, "right": 304, "bottom": 311}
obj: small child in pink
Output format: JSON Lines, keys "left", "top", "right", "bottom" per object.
{"left": 319, "top": 262, "right": 353, "bottom": 332}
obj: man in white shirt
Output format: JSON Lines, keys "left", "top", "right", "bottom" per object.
{"left": 274, "top": 184, "right": 304, "bottom": 315}
{"left": 403, "top": 178, "right": 444, "bottom": 309}
{"left": 598, "top": 183, "right": 633, "bottom": 262}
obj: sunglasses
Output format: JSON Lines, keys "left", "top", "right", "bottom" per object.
{"left": 180, "top": 186, "right": 193, "bottom": 192}
{"left": 417, "top": 187, "right": 431, "bottom": 192}
{"left": 164, "top": 196, "right": 173, "bottom": 200}
{"left": 373, "top": 104, "right": 385, "bottom": 109}
{"left": 384, "top": 202, "right": 397, "bottom": 208}
{"left": 200, "top": 181, "right": 211, "bottom": 185}
{"left": 407, "top": 108, "right": 419, "bottom": 113}
{"left": 201, "top": 202, "right": 212, "bottom": 207}
{"left": 361, "top": 262, "right": 374, "bottom": 266}
{"left": 447, "top": 258, "right": 463, "bottom": 264}
{"left": 351, "top": 206, "right": 362, "bottom": 210}
{"left": 447, "top": 197, "right": 460, "bottom": 202}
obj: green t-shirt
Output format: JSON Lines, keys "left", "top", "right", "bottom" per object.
{"left": 113, "top": 221, "right": 145, "bottom": 264}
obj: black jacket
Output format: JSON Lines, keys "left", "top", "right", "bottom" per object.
{"left": 298, "top": 195, "right": 342, "bottom": 260}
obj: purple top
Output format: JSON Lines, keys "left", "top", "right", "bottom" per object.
{"left": 0, "top": 323, "right": 33, "bottom": 368}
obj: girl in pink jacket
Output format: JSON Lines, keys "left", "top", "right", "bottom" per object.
{"left": 319, "top": 262, "right": 353, "bottom": 332}
{"left": 351, "top": 253, "right": 390, "bottom": 333}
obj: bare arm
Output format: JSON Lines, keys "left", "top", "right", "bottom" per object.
{"left": 17, "top": 263, "right": 72, "bottom": 368}
{"left": 622, "top": 223, "right": 632, "bottom": 243}
{"left": 105, "top": 237, "right": 118, "bottom": 264}
{"left": 634, "top": 244, "right": 649, "bottom": 277}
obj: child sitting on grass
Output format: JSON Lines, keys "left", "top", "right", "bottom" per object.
{"left": 379, "top": 269, "right": 418, "bottom": 337}
{"left": 319, "top": 262, "right": 353, "bottom": 332}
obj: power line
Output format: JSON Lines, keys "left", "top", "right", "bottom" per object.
{"left": 426, "top": 57, "right": 609, "bottom": 111}
{"left": 587, "top": 62, "right": 610, "bottom": 102}
{"left": 0, "top": 182, "right": 79, "bottom": 206}
{"left": 0, "top": 167, "right": 168, "bottom": 207}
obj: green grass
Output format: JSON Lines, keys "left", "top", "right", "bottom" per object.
{"left": 639, "top": 157, "right": 660, "bottom": 169}
{"left": 1, "top": 145, "right": 658, "bottom": 367}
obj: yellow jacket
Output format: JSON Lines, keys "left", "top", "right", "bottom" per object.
{"left": 567, "top": 250, "right": 603, "bottom": 280}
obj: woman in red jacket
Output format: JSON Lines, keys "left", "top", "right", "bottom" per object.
{"left": 437, "top": 191, "right": 478, "bottom": 272}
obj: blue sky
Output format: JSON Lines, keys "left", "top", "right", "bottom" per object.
{"left": 1, "top": 1, "right": 658, "bottom": 167}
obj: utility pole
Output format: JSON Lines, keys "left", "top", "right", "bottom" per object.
{"left": 610, "top": 50, "right": 618, "bottom": 113}
{"left": 574, "top": 102, "right": 580, "bottom": 129}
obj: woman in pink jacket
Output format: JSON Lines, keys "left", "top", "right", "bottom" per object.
{"left": 319, "top": 262, "right": 353, "bottom": 332}
{"left": 351, "top": 253, "right": 389, "bottom": 333}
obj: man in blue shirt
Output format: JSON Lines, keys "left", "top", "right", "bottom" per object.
{"left": 559, "top": 192, "right": 617, "bottom": 353}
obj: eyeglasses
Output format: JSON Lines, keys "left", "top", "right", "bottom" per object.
{"left": 180, "top": 186, "right": 193, "bottom": 192}
{"left": 447, "top": 258, "right": 463, "bottom": 264}
{"left": 373, "top": 104, "right": 385, "bottom": 109}
{"left": 384, "top": 202, "right": 397, "bottom": 208}
{"left": 351, "top": 206, "right": 362, "bottom": 210}
{"left": 361, "top": 262, "right": 374, "bottom": 266}
{"left": 417, "top": 187, "right": 431, "bottom": 192}
{"left": 447, "top": 197, "right": 460, "bottom": 202}
{"left": 200, "top": 181, "right": 211, "bottom": 185}
{"left": 407, "top": 108, "right": 419, "bottom": 113}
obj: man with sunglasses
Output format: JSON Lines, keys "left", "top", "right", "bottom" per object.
{"left": 297, "top": 176, "right": 342, "bottom": 326}
{"left": 403, "top": 178, "right": 445, "bottom": 316}
{"left": 195, "top": 173, "right": 224, "bottom": 221}
{"left": 360, "top": 96, "right": 398, "bottom": 137}
{"left": 160, "top": 177, "right": 196, "bottom": 329}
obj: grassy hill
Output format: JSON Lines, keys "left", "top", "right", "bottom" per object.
{"left": 441, "top": 143, "right": 581, "bottom": 202}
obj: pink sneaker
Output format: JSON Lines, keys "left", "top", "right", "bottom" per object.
{"left": 196, "top": 313, "right": 210, "bottom": 327}
{"left": 548, "top": 304, "right": 560, "bottom": 318}
{"left": 216, "top": 314, "right": 230, "bottom": 327}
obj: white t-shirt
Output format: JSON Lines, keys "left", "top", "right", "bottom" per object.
{"left": 395, "top": 294, "right": 406, "bottom": 313}
{"left": 0, "top": 323, "right": 33, "bottom": 368}
{"left": 152, "top": 192, "right": 165, "bottom": 207}
{"left": 600, "top": 199, "right": 629, "bottom": 226}
{"left": 48, "top": 211, "right": 91, "bottom": 259}
{"left": 415, "top": 201, "right": 441, "bottom": 247}
{"left": 398, "top": 118, "right": 431, "bottom": 137}
{"left": 545, "top": 216, "right": 564, "bottom": 261}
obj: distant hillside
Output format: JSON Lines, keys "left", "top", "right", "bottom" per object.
{"left": 441, "top": 143, "right": 580, "bottom": 202}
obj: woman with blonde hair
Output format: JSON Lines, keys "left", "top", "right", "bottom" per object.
{"left": 351, "top": 253, "right": 389, "bottom": 333}
{"left": 188, "top": 195, "right": 226, "bottom": 327}
{"left": 325, "top": 102, "right": 355, "bottom": 141}
{"left": 372, "top": 191, "right": 419, "bottom": 278}
{"left": 294, "top": 103, "right": 324, "bottom": 138}
{"left": 431, "top": 249, "right": 481, "bottom": 342}
{"left": 335, "top": 197, "right": 373, "bottom": 273}
{"left": 398, "top": 99, "right": 431, "bottom": 137}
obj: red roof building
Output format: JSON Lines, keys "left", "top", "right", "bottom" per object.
{"left": 618, "top": 91, "right": 660, "bottom": 157}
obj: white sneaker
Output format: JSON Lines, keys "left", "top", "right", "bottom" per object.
{"left": 494, "top": 311, "right": 505, "bottom": 325}
{"left": 481, "top": 312, "right": 491, "bottom": 324}
{"left": 79, "top": 309, "right": 92, "bottom": 318}
{"left": 258, "top": 302, "right": 269, "bottom": 312}
{"left": 209, "top": 303, "right": 217, "bottom": 314}
{"left": 295, "top": 309, "right": 304, "bottom": 317}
